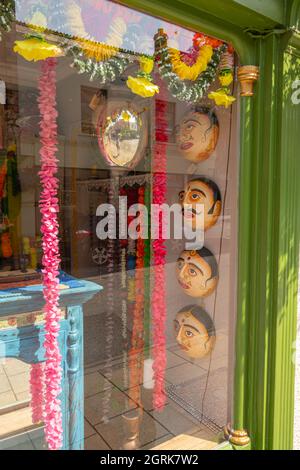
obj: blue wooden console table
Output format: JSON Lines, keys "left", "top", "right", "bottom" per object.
{"left": 0, "top": 277, "right": 102, "bottom": 450}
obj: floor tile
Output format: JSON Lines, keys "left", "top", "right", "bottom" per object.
{"left": 0, "top": 390, "right": 16, "bottom": 408}
{"left": 85, "top": 371, "right": 112, "bottom": 398}
{"left": 85, "top": 433, "right": 110, "bottom": 450}
{"left": 151, "top": 431, "right": 217, "bottom": 450}
{"left": 95, "top": 410, "right": 168, "bottom": 450}
{"left": 8, "top": 371, "right": 30, "bottom": 394}
{"left": 100, "top": 358, "right": 145, "bottom": 391}
{"left": 125, "top": 385, "right": 169, "bottom": 412}
{"left": 165, "top": 362, "right": 207, "bottom": 386}
{"left": 0, "top": 374, "right": 11, "bottom": 394}
{"left": 85, "top": 388, "right": 137, "bottom": 425}
{"left": 199, "top": 354, "right": 229, "bottom": 372}
{"left": 165, "top": 350, "right": 186, "bottom": 369}
{"left": 140, "top": 434, "right": 173, "bottom": 450}
{"left": 0, "top": 432, "right": 34, "bottom": 450}
{"left": 150, "top": 403, "right": 199, "bottom": 436}
{"left": 84, "top": 419, "right": 96, "bottom": 438}
{"left": 3, "top": 359, "right": 30, "bottom": 377}
{"left": 16, "top": 391, "right": 30, "bottom": 403}
{"left": 29, "top": 428, "right": 47, "bottom": 450}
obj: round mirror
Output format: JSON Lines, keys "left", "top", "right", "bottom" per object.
{"left": 97, "top": 106, "right": 148, "bottom": 169}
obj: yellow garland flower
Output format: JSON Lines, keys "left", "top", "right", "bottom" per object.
{"left": 121, "top": 110, "right": 131, "bottom": 121}
{"left": 127, "top": 76, "right": 159, "bottom": 98}
{"left": 208, "top": 89, "right": 236, "bottom": 108}
{"left": 140, "top": 56, "right": 154, "bottom": 74}
{"left": 169, "top": 45, "right": 213, "bottom": 81}
{"left": 14, "top": 38, "right": 63, "bottom": 62}
{"left": 76, "top": 38, "right": 117, "bottom": 62}
{"left": 219, "top": 72, "right": 233, "bottom": 87}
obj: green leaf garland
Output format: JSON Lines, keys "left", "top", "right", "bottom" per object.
{"left": 0, "top": 0, "right": 15, "bottom": 41}
{"left": 154, "top": 30, "right": 227, "bottom": 103}
{"left": 64, "top": 43, "right": 131, "bottom": 84}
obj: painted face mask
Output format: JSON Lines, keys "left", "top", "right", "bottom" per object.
{"left": 176, "top": 108, "right": 219, "bottom": 163}
{"left": 176, "top": 248, "right": 218, "bottom": 298}
{"left": 179, "top": 177, "right": 222, "bottom": 232}
{"left": 174, "top": 305, "right": 216, "bottom": 359}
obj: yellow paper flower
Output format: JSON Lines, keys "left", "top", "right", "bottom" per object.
{"left": 140, "top": 56, "right": 154, "bottom": 74}
{"left": 169, "top": 45, "right": 213, "bottom": 81}
{"left": 208, "top": 89, "right": 236, "bottom": 108}
{"left": 219, "top": 72, "right": 233, "bottom": 87}
{"left": 14, "top": 38, "right": 63, "bottom": 62}
{"left": 127, "top": 76, "right": 159, "bottom": 98}
{"left": 76, "top": 38, "right": 117, "bottom": 61}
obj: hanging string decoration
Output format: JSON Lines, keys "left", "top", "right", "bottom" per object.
{"left": 0, "top": 1, "right": 14, "bottom": 41}
{"left": 208, "top": 49, "right": 236, "bottom": 108}
{"left": 38, "top": 57, "right": 63, "bottom": 450}
{"left": 102, "top": 181, "right": 116, "bottom": 423}
{"left": 30, "top": 362, "right": 44, "bottom": 424}
{"left": 128, "top": 185, "right": 146, "bottom": 407}
{"left": 143, "top": 182, "right": 151, "bottom": 365}
{"left": 119, "top": 185, "right": 129, "bottom": 391}
{"left": 154, "top": 28, "right": 228, "bottom": 104}
{"left": 152, "top": 98, "right": 168, "bottom": 411}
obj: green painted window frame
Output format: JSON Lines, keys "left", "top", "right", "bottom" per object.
{"left": 118, "top": 0, "right": 300, "bottom": 450}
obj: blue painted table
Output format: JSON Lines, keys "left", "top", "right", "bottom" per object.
{"left": 0, "top": 279, "right": 102, "bottom": 450}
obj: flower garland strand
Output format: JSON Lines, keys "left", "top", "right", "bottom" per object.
{"left": 102, "top": 181, "right": 116, "bottom": 423}
{"left": 30, "top": 362, "right": 44, "bottom": 424}
{"left": 168, "top": 44, "right": 213, "bottom": 81}
{"left": 143, "top": 182, "right": 151, "bottom": 359}
{"left": 208, "top": 50, "right": 236, "bottom": 108}
{"left": 128, "top": 185, "right": 146, "bottom": 407}
{"left": 154, "top": 28, "right": 227, "bottom": 103}
{"left": 38, "top": 57, "right": 63, "bottom": 450}
{"left": 152, "top": 98, "right": 168, "bottom": 411}
{"left": 119, "top": 185, "right": 129, "bottom": 391}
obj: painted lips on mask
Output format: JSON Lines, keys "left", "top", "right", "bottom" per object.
{"left": 182, "top": 207, "right": 202, "bottom": 218}
{"left": 180, "top": 142, "right": 193, "bottom": 151}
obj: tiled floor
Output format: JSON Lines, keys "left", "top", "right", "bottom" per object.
{"left": 0, "top": 344, "right": 226, "bottom": 450}
{"left": 0, "top": 358, "right": 30, "bottom": 407}
{"left": 82, "top": 346, "right": 224, "bottom": 450}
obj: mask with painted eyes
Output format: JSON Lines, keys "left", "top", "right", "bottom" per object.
{"left": 176, "top": 108, "right": 219, "bottom": 163}
{"left": 176, "top": 248, "right": 218, "bottom": 298}
{"left": 178, "top": 178, "right": 222, "bottom": 232}
{"left": 174, "top": 305, "right": 216, "bottom": 359}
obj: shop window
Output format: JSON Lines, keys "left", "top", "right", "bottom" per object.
{"left": 0, "top": 0, "right": 238, "bottom": 450}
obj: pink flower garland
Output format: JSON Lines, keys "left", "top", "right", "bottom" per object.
{"left": 30, "top": 363, "right": 44, "bottom": 424}
{"left": 38, "top": 57, "right": 63, "bottom": 450}
{"left": 152, "top": 98, "right": 168, "bottom": 411}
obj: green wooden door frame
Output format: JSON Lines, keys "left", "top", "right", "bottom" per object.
{"left": 119, "top": 0, "right": 300, "bottom": 450}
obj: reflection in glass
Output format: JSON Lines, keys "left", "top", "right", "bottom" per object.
{"left": 98, "top": 107, "right": 147, "bottom": 169}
